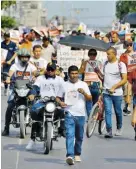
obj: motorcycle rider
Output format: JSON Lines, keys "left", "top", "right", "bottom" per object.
{"left": 30, "top": 45, "right": 47, "bottom": 78}
{"left": 26, "top": 62, "right": 64, "bottom": 150}
{"left": 2, "top": 48, "right": 37, "bottom": 136}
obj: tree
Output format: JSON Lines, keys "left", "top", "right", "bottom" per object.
{"left": 1, "top": 0, "right": 16, "bottom": 10}
{"left": 1, "top": 16, "right": 16, "bottom": 28}
{"left": 116, "top": 1, "right": 136, "bottom": 20}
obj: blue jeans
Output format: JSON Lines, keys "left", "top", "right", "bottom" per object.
{"left": 65, "top": 112, "right": 85, "bottom": 158}
{"left": 103, "top": 94, "right": 123, "bottom": 131}
{"left": 133, "top": 94, "right": 136, "bottom": 106}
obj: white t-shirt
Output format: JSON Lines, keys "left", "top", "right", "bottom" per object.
{"left": 103, "top": 61, "right": 127, "bottom": 96}
{"left": 30, "top": 57, "right": 47, "bottom": 70}
{"left": 57, "top": 80, "right": 91, "bottom": 116}
{"left": 41, "top": 44, "right": 55, "bottom": 63}
{"left": 34, "top": 75, "right": 64, "bottom": 98}
{"left": 10, "top": 61, "right": 37, "bottom": 80}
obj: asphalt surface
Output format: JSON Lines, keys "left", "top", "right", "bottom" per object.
{"left": 1, "top": 89, "right": 136, "bottom": 169}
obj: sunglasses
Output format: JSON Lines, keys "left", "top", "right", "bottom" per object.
{"left": 126, "top": 43, "right": 133, "bottom": 47}
{"left": 89, "top": 53, "right": 97, "bottom": 56}
{"left": 47, "top": 68, "right": 55, "bottom": 72}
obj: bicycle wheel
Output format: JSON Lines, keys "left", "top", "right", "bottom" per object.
{"left": 86, "top": 103, "right": 99, "bottom": 138}
{"left": 98, "top": 115, "right": 106, "bottom": 135}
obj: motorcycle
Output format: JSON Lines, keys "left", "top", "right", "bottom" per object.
{"left": 33, "top": 96, "right": 65, "bottom": 154}
{"left": 10, "top": 79, "right": 33, "bottom": 138}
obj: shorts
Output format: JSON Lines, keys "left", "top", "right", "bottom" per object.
{"left": 123, "top": 81, "right": 132, "bottom": 96}
{"left": 133, "top": 95, "right": 136, "bottom": 106}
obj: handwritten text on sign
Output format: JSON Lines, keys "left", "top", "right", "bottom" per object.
{"left": 57, "top": 49, "right": 88, "bottom": 72}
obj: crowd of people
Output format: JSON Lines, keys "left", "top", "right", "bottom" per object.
{"left": 1, "top": 25, "right": 136, "bottom": 165}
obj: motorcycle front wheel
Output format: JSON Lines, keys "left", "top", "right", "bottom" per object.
{"left": 20, "top": 110, "right": 26, "bottom": 139}
{"left": 44, "top": 122, "right": 53, "bottom": 154}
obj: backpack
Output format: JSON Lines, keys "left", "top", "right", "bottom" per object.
{"left": 103, "top": 61, "right": 125, "bottom": 90}
{"left": 103, "top": 61, "right": 122, "bottom": 75}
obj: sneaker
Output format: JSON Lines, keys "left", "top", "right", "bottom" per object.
{"left": 123, "top": 104, "right": 128, "bottom": 113}
{"left": 66, "top": 157, "right": 74, "bottom": 165}
{"left": 26, "top": 140, "right": 36, "bottom": 151}
{"left": 105, "top": 131, "right": 113, "bottom": 138}
{"left": 2, "top": 127, "right": 9, "bottom": 136}
{"left": 124, "top": 111, "right": 131, "bottom": 116}
{"left": 75, "top": 156, "right": 81, "bottom": 162}
{"left": 115, "top": 129, "right": 122, "bottom": 136}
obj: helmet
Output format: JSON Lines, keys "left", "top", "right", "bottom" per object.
{"left": 17, "top": 48, "right": 31, "bottom": 67}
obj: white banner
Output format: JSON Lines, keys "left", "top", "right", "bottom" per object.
{"left": 57, "top": 46, "right": 126, "bottom": 72}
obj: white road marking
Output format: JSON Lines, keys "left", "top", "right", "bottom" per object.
{"left": 15, "top": 139, "right": 22, "bottom": 169}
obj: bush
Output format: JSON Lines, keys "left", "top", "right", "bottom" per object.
{"left": 1, "top": 16, "right": 16, "bottom": 28}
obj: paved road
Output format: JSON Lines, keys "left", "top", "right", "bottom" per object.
{"left": 1, "top": 90, "right": 136, "bottom": 169}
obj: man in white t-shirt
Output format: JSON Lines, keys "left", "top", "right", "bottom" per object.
{"left": 30, "top": 45, "right": 47, "bottom": 77}
{"left": 26, "top": 62, "right": 64, "bottom": 150}
{"left": 41, "top": 36, "right": 55, "bottom": 63}
{"left": 56, "top": 65, "right": 92, "bottom": 165}
{"left": 99, "top": 47, "right": 127, "bottom": 138}
{"left": 2, "top": 48, "right": 37, "bottom": 136}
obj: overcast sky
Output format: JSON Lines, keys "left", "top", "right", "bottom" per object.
{"left": 44, "top": 1, "right": 116, "bottom": 27}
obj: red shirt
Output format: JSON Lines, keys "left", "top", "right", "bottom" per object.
{"left": 128, "top": 69, "right": 136, "bottom": 94}
{"left": 120, "top": 52, "right": 136, "bottom": 79}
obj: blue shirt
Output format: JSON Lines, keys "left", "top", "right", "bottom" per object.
{"left": 1, "top": 40, "right": 17, "bottom": 62}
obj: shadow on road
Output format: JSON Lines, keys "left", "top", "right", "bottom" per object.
{"left": 3, "top": 143, "right": 27, "bottom": 151}
{"left": 93, "top": 133, "right": 134, "bottom": 142}
{"left": 24, "top": 157, "right": 66, "bottom": 165}
{"left": 105, "top": 158, "right": 136, "bottom": 163}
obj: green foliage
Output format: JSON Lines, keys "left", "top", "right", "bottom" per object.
{"left": 1, "top": 16, "right": 16, "bottom": 28}
{"left": 1, "top": 0, "right": 16, "bottom": 10}
{"left": 116, "top": 1, "right": 136, "bottom": 20}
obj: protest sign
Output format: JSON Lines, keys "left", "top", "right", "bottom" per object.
{"left": 112, "top": 20, "right": 120, "bottom": 31}
{"left": 10, "top": 30, "right": 20, "bottom": 44}
{"left": 1, "top": 48, "right": 8, "bottom": 63}
{"left": 57, "top": 47, "right": 88, "bottom": 72}
{"left": 65, "top": 90, "right": 79, "bottom": 105}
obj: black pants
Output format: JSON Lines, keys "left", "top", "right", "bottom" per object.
{"left": 30, "top": 108, "right": 65, "bottom": 140}
{"left": 5, "top": 102, "right": 15, "bottom": 128}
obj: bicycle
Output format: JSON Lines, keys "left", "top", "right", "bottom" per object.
{"left": 86, "top": 90, "right": 106, "bottom": 138}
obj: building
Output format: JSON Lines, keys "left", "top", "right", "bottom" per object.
{"left": 1, "top": 1, "right": 47, "bottom": 27}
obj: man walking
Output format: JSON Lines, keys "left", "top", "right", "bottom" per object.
{"left": 56, "top": 65, "right": 92, "bottom": 165}
{"left": 102, "top": 47, "right": 127, "bottom": 138}
{"left": 1, "top": 32, "right": 17, "bottom": 95}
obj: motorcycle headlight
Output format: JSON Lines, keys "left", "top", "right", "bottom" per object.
{"left": 45, "top": 102, "right": 56, "bottom": 113}
{"left": 15, "top": 88, "right": 29, "bottom": 97}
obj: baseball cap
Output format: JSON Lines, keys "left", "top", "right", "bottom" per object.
{"left": 94, "top": 31, "right": 100, "bottom": 35}
{"left": 47, "top": 62, "right": 56, "bottom": 70}
{"left": 4, "top": 32, "right": 10, "bottom": 37}
{"left": 71, "top": 30, "right": 77, "bottom": 35}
